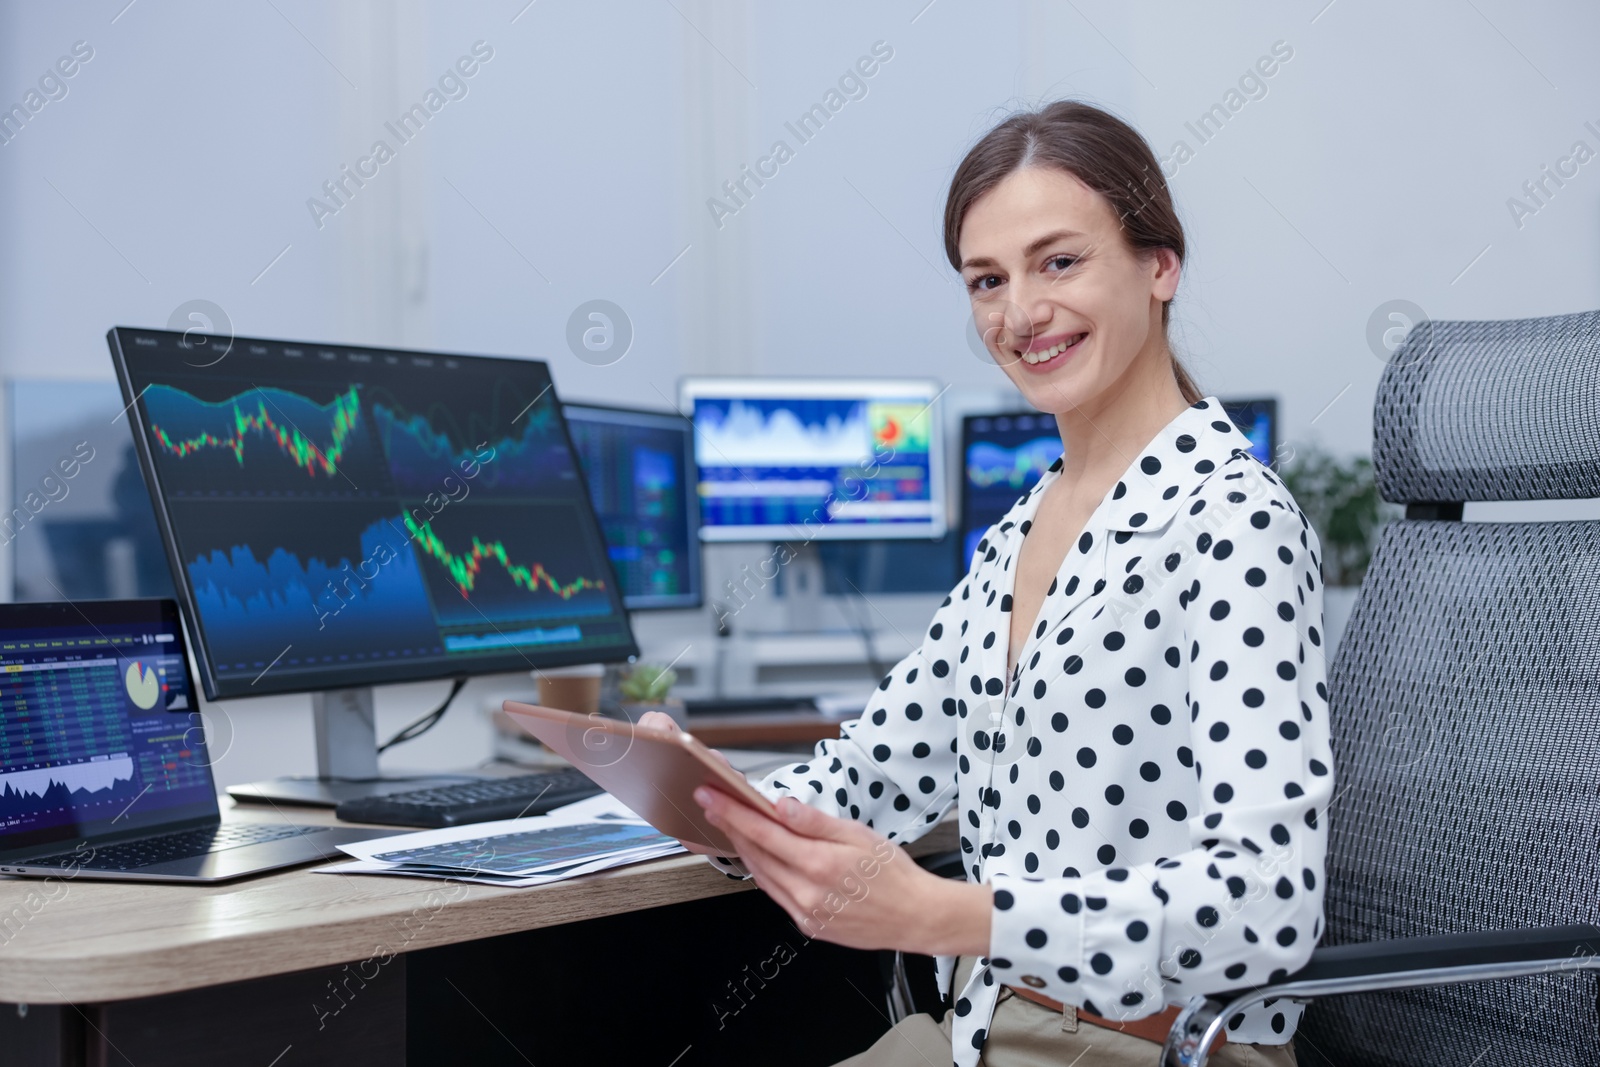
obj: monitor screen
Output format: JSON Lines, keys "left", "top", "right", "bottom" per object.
{"left": 0, "top": 599, "right": 217, "bottom": 858}
{"left": 681, "top": 378, "right": 947, "bottom": 542}
{"left": 107, "top": 329, "right": 638, "bottom": 700}
{"left": 563, "top": 403, "right": 702, "bottom": 611}
{"left": 1221, "top": 397, "right": 1278, "bottom": 468}
{"left": 957, "top": 398, "right": 1277, "bottom": 570}
{"left": 958, "top": 411, "right": 1064, "bottom": 570}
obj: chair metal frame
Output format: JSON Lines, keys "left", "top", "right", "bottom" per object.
{"left": 1160, "top": 925, "right": 1600, "bottom": 1065}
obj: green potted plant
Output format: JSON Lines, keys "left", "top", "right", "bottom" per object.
{"left": 1278, "top": 444, "right": 1404, "bottom": 651}
{"left": 618, "top": 662, "right": 684, "bottom": 727}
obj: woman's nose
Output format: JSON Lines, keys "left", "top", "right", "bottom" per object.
{"left": 985, "top": 294, "right": 1049, "bottom": 348}
{"left": 999, "top": 286, "right": 1051, "bottom": 348}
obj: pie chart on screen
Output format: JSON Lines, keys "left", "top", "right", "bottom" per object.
{"left": 125, "top": 661, "right": 160, "bottom": 710}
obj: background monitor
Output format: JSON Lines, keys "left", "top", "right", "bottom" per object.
{"left": 1222, "top": 397, "right": 1279, "bottom": 468}
{"left": 957, "top": 397, "right": 1279, "bottom": 570}
{"left": 681, "top": 378, "right": 947, "bottom": 542}
{"left": 957, "top": 411, "right": 1065, "bottom": 571}
{"left": 563, "top": 402, "right": 702, "bottom": 611}
{"left": 107, "top": 328, "right": 638, "bottom": 701}
{"left": 7, "top": 381, "right": 173, "bottom": 602}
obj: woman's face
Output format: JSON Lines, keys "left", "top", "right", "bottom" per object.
{"left": 957, "top": 165, "right": 1179, "bottom": 415}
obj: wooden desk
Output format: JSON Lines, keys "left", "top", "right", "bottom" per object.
{"left": 0, "top": 803, "right": 957, "bottom": 1066}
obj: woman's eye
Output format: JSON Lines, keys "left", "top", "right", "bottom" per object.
{"left": 1046, "top": 255, "right": 1077, "bottom": 272}
{"left": 967, "top": 275, "right": 1003, "bottom": 293}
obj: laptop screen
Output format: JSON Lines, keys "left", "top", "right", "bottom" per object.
{"left": 0, "top": 599, "right": 216, "bottom": 857}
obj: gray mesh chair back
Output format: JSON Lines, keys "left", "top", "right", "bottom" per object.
{"left": 1295, "top": 310, "right": 1600, "bottom": 1066}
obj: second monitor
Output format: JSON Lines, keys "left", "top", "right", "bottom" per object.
{"left": 564, "top": 403, "right": 702, "bottom": 610}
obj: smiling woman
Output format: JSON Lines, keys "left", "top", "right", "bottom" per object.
{"left": 646, "top": 100, "right": 1330, "bottom": 1067}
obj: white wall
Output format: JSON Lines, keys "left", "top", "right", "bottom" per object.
{"left": 1, "top": 0, "right": 1596, "bottom": 787}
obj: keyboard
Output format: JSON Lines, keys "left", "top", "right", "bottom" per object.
{"left": 28, "top": 823, "right": 326, "bottom": 872}
{"left": 334, "top": 770, "right": 603, "bottom": 828}
{"left": 683, "top": 695, "right": 818, "bottom": 715}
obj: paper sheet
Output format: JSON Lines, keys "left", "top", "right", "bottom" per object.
{"left": 322, "top": 799, "right": 684, "bottom": 885}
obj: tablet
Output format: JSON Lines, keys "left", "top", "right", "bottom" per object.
{"left": 500, "top": 701, "right": 779, "bottom": 854}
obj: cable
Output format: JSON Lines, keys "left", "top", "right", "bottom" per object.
{"left": 823, "top": 554, "right": 890, "bottom": 681}
{"left": 377, "top": 676, "right": 468, "bottom": 755}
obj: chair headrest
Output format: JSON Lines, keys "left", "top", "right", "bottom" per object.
{"left": 1374, "top": 308, "right": 1600, "bottom": 504}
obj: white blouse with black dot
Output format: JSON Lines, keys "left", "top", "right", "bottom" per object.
{"left": 712, "top": 398, "right": 1334, "bottom": 1066}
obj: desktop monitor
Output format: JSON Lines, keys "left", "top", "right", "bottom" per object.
{"left": 563, "top": 402, "right": 702, "bottom": 611}
{"left": 106, "top": 328, "right": 639, "bottom": 704}
{"left": 957, "top": 397, "right": 1278, "bottom": 570}
{"left": 680, "top": 378, "right": 947, "bottom": 542}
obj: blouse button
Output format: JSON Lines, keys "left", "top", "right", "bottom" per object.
{"left": 1021, "top": 974, "right": 1046, "bottom": 988}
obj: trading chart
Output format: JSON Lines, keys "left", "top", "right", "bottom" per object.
{"left": 142, "top": 383, "right": 386, "bottom": 496}
{"left": 565, "top": 406, "right": 698, "bottom": 606}
{"left": 369, "top": 383, "right": 571, "bottom": 495}
{"left": 960, "top": 414, "right": 1064, "bottom": 566}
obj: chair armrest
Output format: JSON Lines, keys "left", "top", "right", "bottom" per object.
{"left": 913, "top": 848, "right": 964, "bottom": 879}
{"left": 1162, "top": 924, "right": 1600, "bottom": 1067}
{"left": 1274, "top": 923, "right": 1600, "bottom": 988}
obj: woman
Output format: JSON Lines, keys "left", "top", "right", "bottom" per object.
{"left": 645, "top": 100, "right": 1333, "bottom": 1067}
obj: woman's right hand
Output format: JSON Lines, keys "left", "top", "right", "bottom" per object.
{"left": 636, "top": 710, "right": 739, "bottom": 856}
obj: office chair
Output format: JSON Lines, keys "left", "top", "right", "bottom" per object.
{"left": 1160, "top": 308, "right": 1600, "bottom": 1065}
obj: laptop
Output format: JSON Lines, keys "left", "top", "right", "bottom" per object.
{"left": 0, "top": 598, "right": 388, "bottom": 883}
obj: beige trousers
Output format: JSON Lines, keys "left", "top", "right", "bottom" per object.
{"left": 834, "top": 956, "right": 1296, "bottom": 1067}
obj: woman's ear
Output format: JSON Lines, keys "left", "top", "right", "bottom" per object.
{"left": 1149, "top": 247, "right": 1181, "bottom": 303}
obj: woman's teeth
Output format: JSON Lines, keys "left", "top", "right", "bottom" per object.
{"left": 1021, "top": 334, "right": 1085, "bottom": 365}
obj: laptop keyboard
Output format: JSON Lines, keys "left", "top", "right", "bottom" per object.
{"left": 27, "top": 823, "right": 328, "bottom": 872}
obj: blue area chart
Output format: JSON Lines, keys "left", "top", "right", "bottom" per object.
{"left": 965, "top": 436, "right": 1063, "bottom": 493}
{"left": 186, "top": 517, "right": 444, "bottom": 674}
{"left": 372, "top": 401, "right": 570, "bottom": 495}
{"left": 693, "top": 398, "right": 872, "bottom": 467}
{"left": 0, "top": 757, "right": 139, "bottom": 824}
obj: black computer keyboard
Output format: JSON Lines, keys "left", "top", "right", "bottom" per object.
{"left": 334, "top": 770, "right": 603, "bottom": 828}
{"left": 29, "top": 823, "right": 326, "bottom": 872}
{"left": 682, "top": 695, "right": 818, "bottom": 715}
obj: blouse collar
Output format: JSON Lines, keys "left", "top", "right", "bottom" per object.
{"left": 1001, "top": 396, "right": 1253, "bottom": 538}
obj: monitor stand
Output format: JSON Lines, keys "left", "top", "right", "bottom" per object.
{"left": 781, "top": 541, "right": 827, "bottom": 633}
{"left": 227, "top": 687, "right": 478, "bottom": 808}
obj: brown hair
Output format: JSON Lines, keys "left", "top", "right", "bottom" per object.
{"left": 943, "top": 101, "right": 1202, "bottom": 403}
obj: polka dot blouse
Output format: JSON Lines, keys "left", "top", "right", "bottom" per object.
{"left": 714, "top": 398, "right": 1334, "bottom": 1065}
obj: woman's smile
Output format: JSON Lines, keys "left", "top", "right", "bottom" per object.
{"left": 1015, "top": 330, "right": 1088, "bottom": 368}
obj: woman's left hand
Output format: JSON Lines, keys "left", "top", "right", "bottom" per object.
{"left": 695, "top": 785, "right": 992, "bottom": 957}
